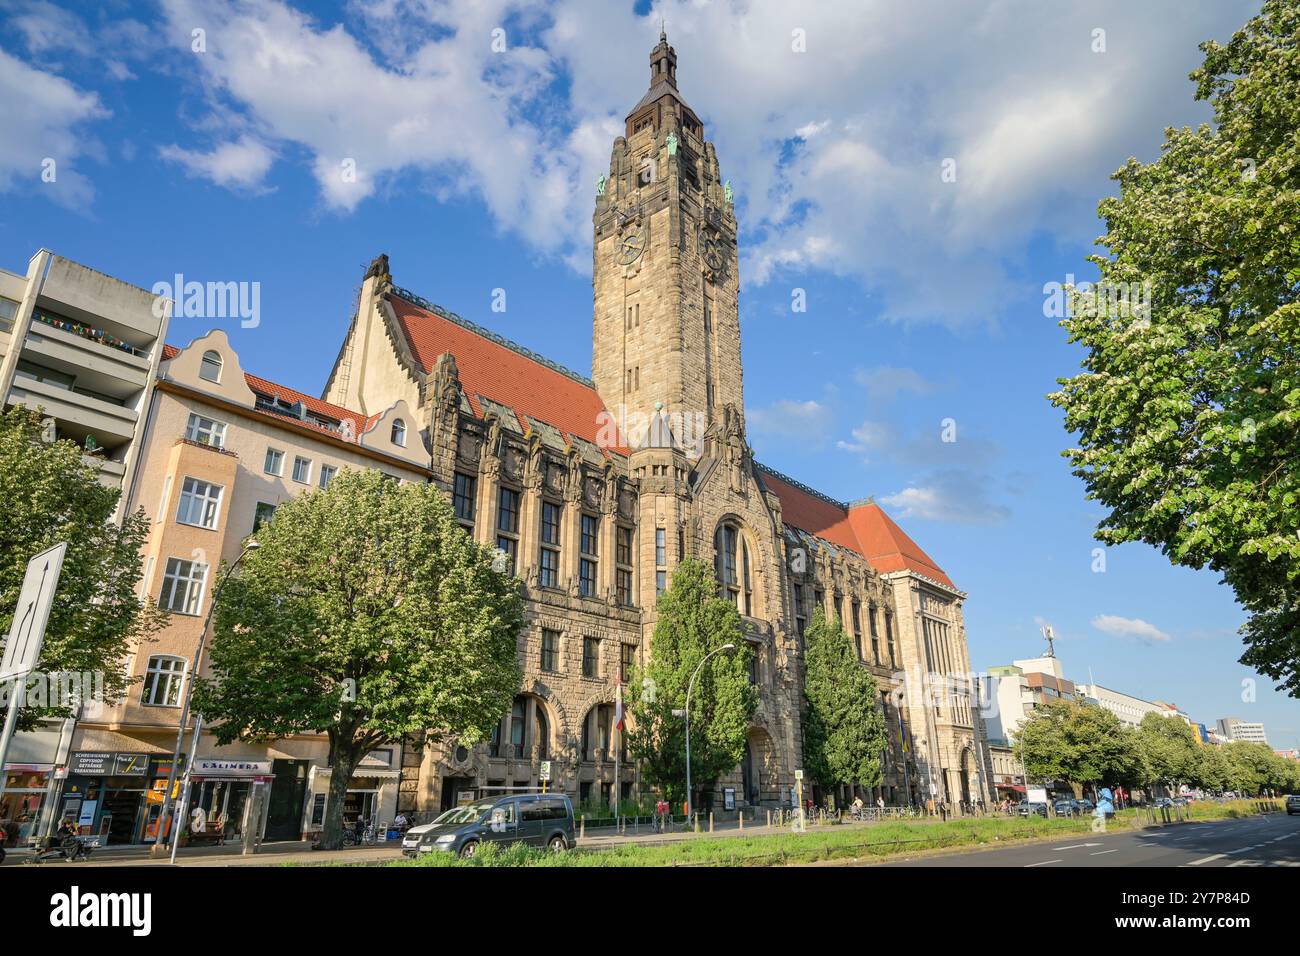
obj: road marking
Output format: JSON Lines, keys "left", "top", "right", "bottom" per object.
{"left": 1090, "top": 849, "right": 1119, "bottom": 856}
{"left": 1225, "top": 845, "right": 1262, "bottom": 854}
{"left": 1025, "top": 859, "right": 1062, "bottom": 867}
{"left": 1187, "top": 853, "right": 1226, "bottom": 866}
{"left": 1053, "top": 843, "right": 1102, "bottom": 850}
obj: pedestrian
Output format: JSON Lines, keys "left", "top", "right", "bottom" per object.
{"left": 876, "top": 794, "right": 884, "bottom": 811}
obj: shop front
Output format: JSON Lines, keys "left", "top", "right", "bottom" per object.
{"left": 63, "top": 751, "right": 182, "bottom": 845}
{"left": 187, "top": 757, "right": 274, "bottom": 842}
{"left": 303, "top": 747, "right": 401, "bottom": 839}
{"left": 1, "top": 766, "right": 51, "bottom": 848}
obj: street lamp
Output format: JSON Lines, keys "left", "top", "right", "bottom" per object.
{"left": 681, "top": 643, "right": 736, "bottom": 821}
{"left": 151, "top": 540, "right": 258, "bottom": 858}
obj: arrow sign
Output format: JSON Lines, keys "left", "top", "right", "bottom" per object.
{"left": 1, "top": 542, "right": 68, "bottom": 682}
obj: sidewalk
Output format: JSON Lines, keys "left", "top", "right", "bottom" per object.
{"left": 1, "top": 813, "right": 938, "bottom": 867}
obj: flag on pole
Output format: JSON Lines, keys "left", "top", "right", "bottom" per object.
{"left": 614, "top": 680, "right": 625, "bottom": 732}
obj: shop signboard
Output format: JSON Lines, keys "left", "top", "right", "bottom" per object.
{"left": 193, "top": 758, "right": 273, "bottom": 778}
{"left": 69, "top": 752, "right": 114, "bottom": 775}
{"left": 113, "top": 753, "right": 150, "bottom": 776}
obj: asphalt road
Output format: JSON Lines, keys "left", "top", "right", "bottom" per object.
{"left": 881, "top": 811, "right": 1300, "bottom": 867}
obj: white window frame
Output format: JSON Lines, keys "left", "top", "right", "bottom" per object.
{"left": 142, "top": 655, "right": 187, "bottom": 707}
{"left": 292, "top": 455, "right": 312, "bottom": 484}
{"left": 185, "top": 413, "right": 227, "bottom": 449}
{"left": 264, "top": 448, "right": 284, "bottom": 476}
{"left": 159, "top": 557, "right": 208, "bottom": 615}
{"left": 318, "top": 464, "right": 337, "bottom": 488}
{"left": 175, "top": 476, "right": 224, "bottom": 529}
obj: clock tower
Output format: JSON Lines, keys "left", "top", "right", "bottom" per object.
{"left": 592, "top": 30, "right": 743, "bottom": 453}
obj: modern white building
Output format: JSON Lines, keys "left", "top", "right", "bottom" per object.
{"left": 1217, "top": 718, "right": 1268, "bottom": 745}
{"left": 983, "top": 656, "right": 1078, "bottom": 745}
{"left": 1074, "top": 683, "right": 1166, "bottom": 729}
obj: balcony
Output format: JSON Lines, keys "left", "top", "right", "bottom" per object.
{"left": 8, "top": 374, "right": 138, "bottom": 448}
{"left": 24, "top": 312, "right": 152, "bottom": 396}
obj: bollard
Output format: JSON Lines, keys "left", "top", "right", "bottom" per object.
{"left": 580, "top": 815, "right": 586, "bottom": 839}
{"left": 708, "top": 812, "right": 714, "bottom": 833}
{"left": 739, "top": 811, "right": 744, "bottom": 831}
{"left": 767, "top": 810, "right": 772, "bottom": 829}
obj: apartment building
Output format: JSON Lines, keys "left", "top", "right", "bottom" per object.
{"left": 0, "top": 251, "right": 171, "bottom": 850}
{"left": 62, "top": 330, "right": 430, "bottom": 846}
{"left": 0, "top": 250, "right": 170, "bottom": 504}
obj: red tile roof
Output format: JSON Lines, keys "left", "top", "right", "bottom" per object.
{"left": 161, "top": 343, "right": 373, "bottom": 443}
{"left": 387, "top": 291, "right": 624, "bottom": 453}
{"left": 759, "top": 464, "right": 955, "bottom": 589}
{"left": 847, "top": 500, "right": 955, "bottom": 589}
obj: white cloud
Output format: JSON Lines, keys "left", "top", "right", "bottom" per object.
{"left": 160, "top": 136, "right": 277, "bottom": 189}
{"left": 854, "top": 366, "right": 935, "bottom": 403}
{"left": 836, "top": 419, "right": 892, "bottom": 457}
{"left": 0, "top": 47, "right": 107, "bottom": 207}
{"left": 748, "top": 399, "right": 833, "bottom": 449}
{"left": 879, "top": 469, "right": 1011, "bottom": 524}
{"left": 147, "top": 0, "right": 1255, "bottom": 326}
{"left": 1091, "top": 614, "right": 1173, "bottom": 644}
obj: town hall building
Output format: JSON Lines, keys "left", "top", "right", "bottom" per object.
{"left": 323, "top": 32, "right": 990, "bottom": 816}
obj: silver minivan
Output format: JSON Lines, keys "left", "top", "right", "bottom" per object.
{"left": 402, "top": 793, "right": 576, "bottom": 859}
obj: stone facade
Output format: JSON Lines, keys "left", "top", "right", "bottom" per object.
{"left": 322, "top": 33, "right": 989, "bottom": 817}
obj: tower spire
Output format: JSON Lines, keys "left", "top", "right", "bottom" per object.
{"left": 649, "top": 24, "right": 677, "bottom": 88}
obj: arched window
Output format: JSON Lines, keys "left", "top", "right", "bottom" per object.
{"left": 199, "top": 350, "right": 223, "bottom": 383}
{"left": 510, "top": 697, "right": 527, "bottom": 756}
{"left": 535, "top": 706, "right": 549, "bottom": 761}
{"left": 390, "top": 418, "right": 406, "bottom": 446}
{"left": 713, "top": 520, "right": 754, "bottom": 615}
{"left": 581, "top": 704, "right": 615, "bottom": 761}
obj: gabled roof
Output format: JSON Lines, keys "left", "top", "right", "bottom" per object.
{"left": 386, "top": 289, "right": 625, "bottom": 453}
{"left": 162, "top": 343, "right": 374, "bottom": 442}
{"left": 758, "top": 463, "right": 956, "bottom": 589}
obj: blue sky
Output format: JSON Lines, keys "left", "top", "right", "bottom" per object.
{"left": 1, "top": 0, "right": 1294, "bottom": 746}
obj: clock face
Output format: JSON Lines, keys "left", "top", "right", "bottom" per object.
{"left": 700, "top": 228, "right": 726, "bottom": 275}
{"left": 619, "top": 228, "right": 646, "bottom": 265}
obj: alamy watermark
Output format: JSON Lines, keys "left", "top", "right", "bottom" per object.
{"left": 151, "top": 273, "right": 261, "bottom": 328}
{"left": 1043, "top": 274, "right": 1151, "bottom": 324}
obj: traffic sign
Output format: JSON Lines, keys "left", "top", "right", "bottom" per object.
{"left": 539, "top": 760, "right": 552, "bottom": 782}
{"left": 1, "top": 542, "right": 67, "bottom": 681}
{"left": 794, "top": 769, "right": 803, "bottom": 781}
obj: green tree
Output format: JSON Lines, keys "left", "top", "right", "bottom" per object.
{"left": 1048, "top": 0, "right": 1300, "bottom": 695}
{"left": 802, "top": 608, "right": 887, "bottom": 795}
{"left": 1194, "top": 743, "right": 1232, "bottom": 793}
{"left": 626, "top": 558, "right": 755, "bottom": 809}
{"left": 0, "top": 406, "right": 162, "bottom": 729}
{"left": 1135, "top": 714, "right": 1200, "bottom": 794}
{"left": 193, "top": 468, "right": 523, "bottom": 849}
{"left": 1014, "top": 700, "right": 1132, "bottom": 795}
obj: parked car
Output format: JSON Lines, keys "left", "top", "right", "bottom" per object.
{"left": 1077, "top": 799, "right": 1095, "bottom": 813}
{"left": 1286, "top": 794, "right": 1300, "bottom": 816}
{"left": 1153, "top": 797, "right": 1174, "bottom": 809}
{"left": 1016, "top": 799, "right": 1048, "bottom": 818}
{"left": 401, "top": 793, "right": 576, "bottom": 859}
{"left": 1053, "top": 799, "right": 1082, "bottom": 817}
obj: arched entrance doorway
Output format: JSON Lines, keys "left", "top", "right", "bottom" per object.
{"left": 744, "top": 727, "right": 777, "bottom": 806}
